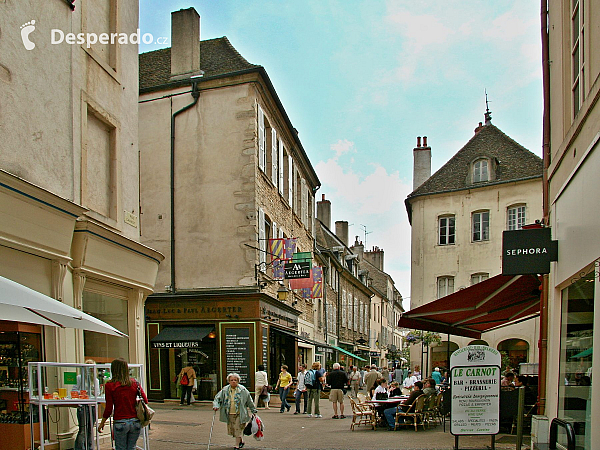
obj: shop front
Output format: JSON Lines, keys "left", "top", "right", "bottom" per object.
{"left": 145, "top": 292, "right": 300, "bottom": 401}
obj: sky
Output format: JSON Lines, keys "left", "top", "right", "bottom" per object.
{"left": 139, "top": 0, "right": 543, "bottom": 309}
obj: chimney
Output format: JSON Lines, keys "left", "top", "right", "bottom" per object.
{"left": 364, "top": 246, "right": 384, "bottom": 271}
{"left": 413, "top": 135, "right": 431, "bottom": 190}
{"left": 317, "top": 194, "right": 331, "bottom": 229}
{"left": 171, "top": 8, "right": 201, "bottom": 78}
{"left": 474, "top": 122, "right": 484, "bottom": 134}
{"left": 335, "top": 221, "right": 348, "bottom": 247}
{"left": 352, "top": 236, "right": 364, "bottom": 261}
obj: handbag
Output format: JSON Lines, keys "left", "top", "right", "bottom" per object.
{"left": 375, "top": 392, "right": 389, "bottom": 401}
{"left": 259, "top": 385, "right": 270, "bottom": 399}
{"left": 243, "top": 420, "right": 253, "bottom": 436}
{"left": 180, "top": 372, "right": 189, "bottom": 386}
{"left": 136, "top": 383, "right": 155, "bottom": 427}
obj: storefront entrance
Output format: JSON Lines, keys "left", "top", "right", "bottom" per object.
{"left": 269, "top": 328, "right": 297, "bottom": 385}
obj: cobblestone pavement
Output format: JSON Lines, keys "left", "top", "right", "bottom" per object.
{"left": 131, "top": 399, "right": 528, "bottom": 450}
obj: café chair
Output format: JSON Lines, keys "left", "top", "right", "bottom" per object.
{"left": 394, "top": 394, "right": 426, "bottom": 431}
{"left": 349, "top": 397, "right": 376, "bottom": 430}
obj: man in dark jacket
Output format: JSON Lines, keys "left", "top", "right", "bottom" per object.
{"left": 326, "top": 363, "right": 349, "bottom": 419}
{"left": 383, "top": 381, "right": 423, "bottom": 430}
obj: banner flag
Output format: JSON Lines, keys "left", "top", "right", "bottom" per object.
{"left": 289, "top": 269, "right": 313, "bottom": 289}
{"left": 311, "top": 282, "right": 323, "bottom": 298}
{"left": 272, "top": 260, "right": 285, "bottom": 280}
{"left": 284, "top": 238, "right": 297, "bottom": 260}
{"left": 299, "top": 288, "right": 312, "bottom": 299}
{"left": 269, "top": 238, "right": 285, "bottom": 261}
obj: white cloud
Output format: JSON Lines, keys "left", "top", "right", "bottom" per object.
{"left": 330, "top": 139, "right": 355, "bottom": 157}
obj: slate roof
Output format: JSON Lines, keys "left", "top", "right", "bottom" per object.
{"left": 139, "top": 37, "right": 260, "bottom": 92}
{"left": 407, "top": 123, "right": 543, "bottom": 201}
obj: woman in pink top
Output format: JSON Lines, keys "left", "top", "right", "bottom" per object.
{"left": 98, "top": 358, "right": 148, "bottom": 450}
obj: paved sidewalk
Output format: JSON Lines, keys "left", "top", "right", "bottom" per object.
{"left": 136, "top": 399, "right": 528, "bottom": 450}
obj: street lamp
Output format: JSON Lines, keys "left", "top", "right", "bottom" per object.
{"left": 277, "top": 284, "right": 289, "bottom": 301}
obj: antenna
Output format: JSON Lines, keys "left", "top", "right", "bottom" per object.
{"left": 360, "top": 224, "right": 373, "bottom": 246}
{"left": 484, "top": 89, "right": 492, "bottom": 124}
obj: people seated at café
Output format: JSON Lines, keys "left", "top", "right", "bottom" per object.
{"left": 501, "top": 372, "right": 515, "bottom": 390}
{"left": 373, "top": 378, "right": 390, "bottom": 418}
{"left": 388, "top": 381, "right": 402, "bottom": 397}
{"left": 422, "top": 378, "right": 437, "bottom": 396}
{"left": 383, "top": 381, "right": 423, "bottom": 430}
{"left": 515, "top": 375, "right": 538, "bottom": 406}
{"left": 402, "top": 371, "right": 417, "bottom": 390}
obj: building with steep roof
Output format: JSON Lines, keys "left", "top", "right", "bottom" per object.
{"left": 405, "top": 115, "right": 543, "bottom": 374}
{"left": 139, "top": 8, "right": 320, "bottom": 400}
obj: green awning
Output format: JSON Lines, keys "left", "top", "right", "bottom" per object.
{"left": 332, "top": 345, "right": 367, "bottom": 362}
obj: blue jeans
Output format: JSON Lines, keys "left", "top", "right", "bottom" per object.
{"left": 74, "top": 405, "right": 96, "bottom": 450}
{"left": 294, "top": 389, "right": 307, "bottom": 413}
{"left": 113, "top": 418, "right": 141, "bottom": 450}
{"left": 279, "top": 386, "right": 290, "bottom": 411}
{"left": 384, "top": 407, "right": 397, "bottom": 428}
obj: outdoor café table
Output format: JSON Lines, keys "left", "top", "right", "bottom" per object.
{"left": 364, "top": 396, "right": 409, "bottom": 427}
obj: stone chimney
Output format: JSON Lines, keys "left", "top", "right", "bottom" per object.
{"left": 352, "top": 236, "right": 364, "bottom": 260}
{"left": 364, "top": 246, "right": 384, "bottom": 271}
{"left": 413, "top": 135, "right": 431, "bottom": 190}
{"left": 335, "top": 221, "right": 348, "bottom": 247}
{"left": 317, "top": 194, "right": 331, "bottom": 229}
{"left": 171, "top": 8, "right": 201, "bottom": 79}
{"left": 474, "top": 122, "right": 484, "bottom": 134}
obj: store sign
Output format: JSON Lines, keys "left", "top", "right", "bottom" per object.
{"left": 151, "top": 341, "right": 200, "bottom": 349}
{"left": 284, "top": 261, "right": 311, "bottom": 279}
{"left": 224, "top": 327, "right": 251, "bottom": 386}
{"left": 146, "top": 301, "right": 246, "bottom": 321}
{"left": 502, "top": 228, "right": 558, "bottom": 275}
{"left": 450, "top": 345, "right": 501, "bottom": 436}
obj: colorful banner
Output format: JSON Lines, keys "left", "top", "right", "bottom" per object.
{"left": 272, "top": 260, "right": 285, "bottom": 280}
{"left": 268, "top": 238, "right": 285, "bottom": 261}
{"left": 289, "top": 269, "right": 314, "bottom": 289}
{"left": 284, "top": 238, "right": 297, "bottom": 260}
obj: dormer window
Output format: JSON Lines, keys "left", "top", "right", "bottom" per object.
{"left": 473, "top": 159, "right": 489, "bottom": 182}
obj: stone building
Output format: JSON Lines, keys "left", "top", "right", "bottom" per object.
{"left": 0, "top": 1, "right": 162, "bottom": 448}
{"left": 405, "top": 117, "right": 543, "bottom": 374}
{"left": 138, "top": 8, "right": 320, "bottom": 399}
{"left": 542, "top": 1, "right": 599, "bottom": 447}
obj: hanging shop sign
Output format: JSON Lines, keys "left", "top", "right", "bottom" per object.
{"left": 450, "top": 345, "right": 501, "bottom": 436}
{"left": 284, "top": 261, "right": 311, "bottom": 279}
{"left": 502, "top": 227, "right": 558, "bottom": 275}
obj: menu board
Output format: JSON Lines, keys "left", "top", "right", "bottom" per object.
{"left": 224, "top": 327, "right": 251, "bottom": 386}
{"left": 450, "top": 345, "right": 501, "bottom": 435}
{"left": 262, "top": 327, "right": 268, "bottom": 367}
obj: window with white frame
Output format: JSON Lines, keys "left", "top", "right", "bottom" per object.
{"left": 571, "top": 0, "right": 585, "bottom": 116}
{"left": 342, "top": 290, "right": 347, "bottom": 327}
{"left": 470, "top": 273, "right": 489, "bottom": 285}
{"left": 258, "top": 106, "right": 266, "bottom": 172}
{"left": 472, "top": 211, "right": 490, "bottom": 242}
{"left": 437, "top": 276, "right": 455, "bottom": 299}
{"left": 438, "top": 216, "right": 456, "bottom": 245}
{"left": 507, "top": 205, "right": 526, "bottom": 230}
{"left": 473, "top": 159, "right": 489, "bottom": 182}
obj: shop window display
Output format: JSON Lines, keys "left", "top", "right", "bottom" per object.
{"left": 558, "top": 271, "right": 594, "bottom": 450}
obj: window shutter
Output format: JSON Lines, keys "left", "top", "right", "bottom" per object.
{"left": 272, "top": 222, "right": 277, "bottom": 241}
{"left": 278, "top": 227, "right": 284, "bottom": 239}
{"left": 287, "top": 154, "right": 293, "bottom": 205}
{"left": 258, "top": 106, "right": 265, "bottom": 171}
{"left": 293, "top": 166, "right": 298, "bottom": 212}
{"left": 259, "top": 207, "right": 266, "bottom": 270}
{"left": 301, "top": 178, "right": 307, "bottom": 226}
{"left": 278, "top": 138, "right": 284, "bottom": 195}
{"left": 271, "top": 128, "right": 278, "bottom": 186}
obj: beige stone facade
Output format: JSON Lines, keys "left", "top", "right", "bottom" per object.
{"left": 0, "top": 1, "right": 163, "bottom": 447}
{"left": 543, "top": 1, "right": 599, "bottom": 447}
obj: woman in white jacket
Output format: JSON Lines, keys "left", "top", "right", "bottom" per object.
{"left": 254, "top": 364, "right": 269, "bottom": 409}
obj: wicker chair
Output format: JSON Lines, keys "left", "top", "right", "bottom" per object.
{"left": 422, "top": 394, "right": 438, "bottom": 428}
{"left": 394, "top": 394, "right": 426, "bottom": 431}
{"left": 357, "top": 392, "right": 368, "bottom": 404}
{"left": 349, "top": 397, "right": 376, "bottom": 430}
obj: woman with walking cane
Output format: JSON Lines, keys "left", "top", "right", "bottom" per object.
{"left": 213, "top": 373, "right": 257, "bottom": 450}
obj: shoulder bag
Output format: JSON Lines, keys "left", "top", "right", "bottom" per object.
{"left": 136, "top": 382, "right": 155, "bottom": 427}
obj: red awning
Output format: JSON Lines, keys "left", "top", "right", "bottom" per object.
{"left": 398, "top": 274, "right": 541, "bottom": 339}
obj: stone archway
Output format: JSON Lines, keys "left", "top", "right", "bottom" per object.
{"left": 497, "top": 338, "right": 529, "bottom": 370}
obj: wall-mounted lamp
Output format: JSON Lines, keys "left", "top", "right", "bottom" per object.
{"left": 207, "top": 330, "right": 216, "bottom": 339}
{"left": 277, "top": 284, "right": 289, "bottom": 301}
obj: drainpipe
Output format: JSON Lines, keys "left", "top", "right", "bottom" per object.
{"left": 170, "top": 76, "right": 202, "bottom": 293}
{"left": 539, "top": 0, "right": 550, "bottom": 416}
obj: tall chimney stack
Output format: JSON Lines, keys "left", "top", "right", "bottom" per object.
{"left": 317, "top": 194, "right": 331, "bottom": 229}
{"left": 413, "top": 135, "right": 431, "bottom": 190}
{"left": 171, "top": 8, "right": 201, "bottom": 79}
{"left": 335, "top": 221, "right": 348, "bottom": 247}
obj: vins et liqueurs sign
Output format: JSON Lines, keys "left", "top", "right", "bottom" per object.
{"left": 450, "top": 345, "right": 500, "bottom": 436}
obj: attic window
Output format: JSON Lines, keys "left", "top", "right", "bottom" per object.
{"left": 473, "top": 159, "right": 489, "bottom": 182}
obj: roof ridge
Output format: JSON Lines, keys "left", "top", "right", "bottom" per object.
{"left": 220, "top": 36, "right": 258, "bottom": 67}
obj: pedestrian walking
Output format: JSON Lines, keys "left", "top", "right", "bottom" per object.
{"left": 363, "top": 365, "right": 382, "bottom": 394}
{"left": 294, "top": 363, "right": 308, "bottom": 414}
{"left": 98, "top": 358, "right": 148, "bottom": 450}
{"left": 213, "top": 372, "right": 258, "bottom": 450}
{"left": 275, "top": 365, "right": 292, "bottom": 413}
{"left": 348, "top": 366, "right": 362, "bottom": 398}
{"left": 305, "top": 361, "right": 325, "bottom": 418}
{"left": 178, "top": 362, "right": 196, "bottom": 405}
{"left": 254, "top": 365, "right": 270, "bottom": 409}
{"left": 381, "top": 366, "right": 390, "bottom": 384}
{"left": 393, "top": 366, "right": 403, "bottom": 384}
{"left": 326, "top": 363, "right": 348, "bottom": 419}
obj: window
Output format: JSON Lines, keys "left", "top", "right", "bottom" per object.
{"left": 470, "top": 273, "right": 489, "bottom": 285}
{"left": 438, "top": 216, "right": 456, "bottom": 245}
{"left": 258, "top": 106, "right": 266, "bottom": 171}
{"left": 83, "top": 290, "right": 129, "bottom": 360}
{"left": 571, "top": 0, "right": 585, "bottom": 116}
{"left": 437, "top": 276, "right": 454, "bottom": 299}
{"left": 558, "top": 272, "right": 593, "bottom": 449}
{"left": 258, "top": 207, "right": 269, "bottom": 270}
{"left": 473, "top": 159, "right": 489, "bottom": 182}
{"left": 507, "top": 205, "right": 526, "bottom": 230}
{"left": 472, "top": 211, "right": 490, "bottom": 241}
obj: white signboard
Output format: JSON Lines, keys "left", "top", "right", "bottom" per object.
{"left": 450, "top": 345, "right": 501, "bottom": 435}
